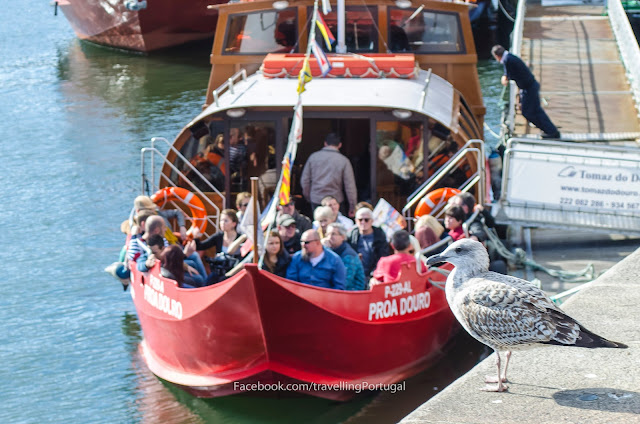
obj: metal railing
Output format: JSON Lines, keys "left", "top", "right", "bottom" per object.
{"left": 141, "top": 137, "right": 224, "bottom": 233}
{"left": 502, "top": 0, "right": 527, "bottom": 139}
{"left": 609, "top": 0, "right": 640, "bottom": 117}
{"left": 418, "top": 69, "right": 433, "bottom": 110}
{"left": 403, "top": 139, "right": 486, "bottom": 226}
{"left": 212, "top": 69, "right": 248, "bottom": 107}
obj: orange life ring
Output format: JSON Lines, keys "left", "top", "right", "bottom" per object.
{"left": 414, "top": 187, "right": 461, "bottom": 218}
{"left": 151, "top": 187, "right": 207, "bottom": 234}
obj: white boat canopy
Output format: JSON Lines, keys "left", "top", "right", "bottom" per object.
{"left": 190, "top": 68, "right": 455, "bottom": 128}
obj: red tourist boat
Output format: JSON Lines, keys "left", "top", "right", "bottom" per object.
{"left": 56, "top": 0, "right": 221, "bottom": 52}
{"left": 130, "top": 261, "right": 456, "bottom": 399}
{"left": 120, "top": 0, "right": 489, "bottom": 399}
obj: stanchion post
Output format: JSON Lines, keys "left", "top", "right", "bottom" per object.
{"left": 250, "top": 177, "right": 259, "bottom": 264}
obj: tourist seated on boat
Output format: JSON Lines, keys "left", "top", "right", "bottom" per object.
{"left": 370, "top": 230, "right": 426, "bottom": 287}
{"left": 323, "top": 223, "right": 366, "bottom": 291}
{"left": 277, "top": 198, "right": 312, "bottom": 233}
{"left": 444, "top": 206, "right": 466, "bottom": 241}
{"left": 347, "top": 207, "right": 391, "bottom": 278}
{"left": 229, "top": 127, "right": 248, "bottom": 190}
{"left": 126, "top": 210, "right": 163, "bottom": 262}
{"left": 134, "top": 195, "right": 187, "bottom": 243}
{"left": 286, "top": 230, "right": 346, "bottom": 290}
{"left": 321, "top": 195, "right": 354, "bottom": 231}
{"left": 262, "top": 231, "right": 291, "bottom": 278}
{"left": 414, "top": 214, "right": 445, "bottom": 250}
{"left": 160, "top": 244, "right": 206, "bottom": 288}
{"left": 235, "top": 191, "right": 251, "bottom": 221}
{"left": 134, "top": 216, "right": 206, "bottom": 278}
{"left": 277, "top": 214, "right": 301, "bottom": 255}
{"left": 312, "top": 205, "right": 335, "bottom": 239}
{"left": 194, "top": 209, "right": 246, "bottom": 259}
{"left": 448, "top": 192, "right": 496, "bottom": 229}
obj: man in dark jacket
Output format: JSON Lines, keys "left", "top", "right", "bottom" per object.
{"left": 492, "top": 44, "right": 560, "bottom": 139}
{"left": 346, "top": 207, "right": 391, "bottom": 277}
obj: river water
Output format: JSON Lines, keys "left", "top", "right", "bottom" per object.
{"left": 0, "top": 2, "right": 502, "bottom": 423}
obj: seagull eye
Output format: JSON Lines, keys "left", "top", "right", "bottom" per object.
{"left": 455, "top": 247, "right": 462, "bottom": 254}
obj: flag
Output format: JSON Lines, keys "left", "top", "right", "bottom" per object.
{"left": 297, "top": 57, "right": 312, "bottom": 94}
{"left": 310, "top": 39, "right": 332, "bottom": 77}
{"left": 238, "top": 196, "right": 264, "bottom": 257}
{"left": 321, "top": 0, "right": 332, "bottom": 15}
{"left": 316, "top": 13, "right": 335, "bottom": 51}
{"left": 278, "top": 100, "right": 303, "bottom": 206}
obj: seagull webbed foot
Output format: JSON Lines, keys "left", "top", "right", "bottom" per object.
{"left": 485, "top": 375, "right": 507, "bottom": 383}
{"left": 481, "top": 383, "right": 509, "bottom": 392}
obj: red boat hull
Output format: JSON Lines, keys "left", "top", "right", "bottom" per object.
{"left": 57, "top": 0, "right": 219, "bottom": 52}
{"left": 130, "top": 262, "right": 457, "bottom": 400}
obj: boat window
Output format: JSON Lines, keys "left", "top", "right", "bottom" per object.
{"left": 226, "top": 121, "right": 277, "bottom": 205}
{"left": 308, "top": 6, "right": 378, "bottom": 53}
{"left": 376, "top": 121, "right": 425, "bottom": 211}
{"left": 223, "top": 9, "right": 298, "bottom": 55}
{"left": 388, "top": 8, "right": 465, "bottom": 54}
{"left": 176, "top": 121, "right": 227, "bottom": 193}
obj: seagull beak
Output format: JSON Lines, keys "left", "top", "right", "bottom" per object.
{"left": 426, "top": 253, "right": 445, "bottom": 266}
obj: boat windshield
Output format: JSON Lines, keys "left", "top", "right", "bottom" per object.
{"left": 388, "top": 8, "right": 465, "bottom": 54}
{"left": 308, "top": 6, "right": 378, "bottom": 53}
{"left": 224, "top": 9, "right": 298, "bottom": 55}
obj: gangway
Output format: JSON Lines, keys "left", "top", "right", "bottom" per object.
{"left": 497, "top": 0, "right": 640, "bottom": 240}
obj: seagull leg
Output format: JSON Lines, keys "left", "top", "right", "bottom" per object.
{"left": 485, "top": 350, "right": 511, "bottom": 383}
{"left": 503, "top": 351, "right": 512, "bottom": 382}
{"left": 482, "top": 352, "right": 508, "bottom": 392}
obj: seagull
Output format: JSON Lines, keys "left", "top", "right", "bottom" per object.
{"left": 426, "top": 239, "right": 627, "bottom": 392}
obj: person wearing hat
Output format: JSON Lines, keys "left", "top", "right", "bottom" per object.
{"left": 277, "top": 198, "right": 312, "bottom": 233}
{"left": 300, "top": 133, "right": 357, "bottom": 217}
{"left": 347, "top": 207, "right": 391, "bottom": 277}
{"left": 277, "top": 213, "right": 301, "bottom": 255}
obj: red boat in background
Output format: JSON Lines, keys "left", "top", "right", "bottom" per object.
{"left": 56, "top": 0, "right": 220, "bottom": 52}
{"left": 130, "top": 262, "right": 457, "bottom": 399}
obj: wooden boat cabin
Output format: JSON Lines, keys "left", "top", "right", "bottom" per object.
{"left": 155, "top": 0, "right": 486, "bottom": 231}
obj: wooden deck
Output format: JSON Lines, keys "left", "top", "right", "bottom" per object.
{"left": 514, "top": 3, "right": 640, "bottom": 137}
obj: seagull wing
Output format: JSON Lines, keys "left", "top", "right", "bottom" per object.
{"left": 453, "top": 275, "right": 580, "bottom": 350}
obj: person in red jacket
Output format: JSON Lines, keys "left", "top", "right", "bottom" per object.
{"left": 371, "top": 230, "right": 425, "bottom": 286}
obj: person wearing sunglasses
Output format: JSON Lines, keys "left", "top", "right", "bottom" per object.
{"left": 347, "top": 208, "right": 391, "bottom": 278}
{"left": 285, "top": 230, "right": 346, "bottom": 290}
{"left": 370, "top": 230, "right": 426, "bottom": 286}
{"left": 235, "top": 191, "right": 251, "bottom": 221}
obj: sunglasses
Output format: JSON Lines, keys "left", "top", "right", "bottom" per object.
{"left": 356, "top": 218, "right": 371, "bottom": 222}
{"left": 239, "top": 203, "right": 249, "bottom": 208}
{"left": 301, "top": 239, "right": 319, "bottom": 245}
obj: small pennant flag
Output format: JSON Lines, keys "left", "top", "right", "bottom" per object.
{"left": 297, "top": 57, "right": 312, "bottom": 94}
{"left": 311, "top": 39, "right": 332, "bottom": 77}
{"left": 321, "top": 0, "right": 332, "bottom": 15}
{"left": 316, "top": 13, "right": 335, "bottom": 51}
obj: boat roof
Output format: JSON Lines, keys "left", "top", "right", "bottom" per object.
{"left": 190, "top": 68, "right": 455, "bottom": 128}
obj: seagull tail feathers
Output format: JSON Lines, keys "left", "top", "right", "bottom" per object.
{"left": 574, "top": 324, "right": 628, "bottom": 349}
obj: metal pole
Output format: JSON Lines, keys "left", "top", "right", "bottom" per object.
{"left": 251, "top": 177, "right": 259, "bottom": 264}
{"left": 336, "top": 0, "right": 346, "bottom": 53}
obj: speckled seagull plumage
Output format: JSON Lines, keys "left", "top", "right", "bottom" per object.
{"left": 426, "top": 238, "right": 627, "bottom": 392}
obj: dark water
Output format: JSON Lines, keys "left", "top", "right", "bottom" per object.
{"left": 0, "top": 2, "right": 501, "bottom": 423}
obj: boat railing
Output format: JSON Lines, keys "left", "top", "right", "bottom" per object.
{"left": 141, "top": 137, "right": 223, "bottom": 233}
{"left": 502, "top": 0, "right": 527, "bottom": 140}
{"left": 609, "top": 0, "right": 640, "bottom": 115}
{"left": 418, "top": 69, "right": 433, "bottom": 109}
{"left": 402, "top": 139, "right": 485, "bottom": 229}
{"left": 212, "top": 69, "right": 248, "bottom": 107}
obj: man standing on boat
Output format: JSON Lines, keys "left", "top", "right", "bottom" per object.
{"left": 286, "top": 230, "right": 346, "bottom": 290}
{"left": 492, "top": 45, "right": 561, "bottom": 139}
{"left": 301, "top": 133, "right": 357, "bottom": 217}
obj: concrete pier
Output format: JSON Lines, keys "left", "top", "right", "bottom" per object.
{"left": 400, "top": 246, "right": 640, "bottom": 423}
